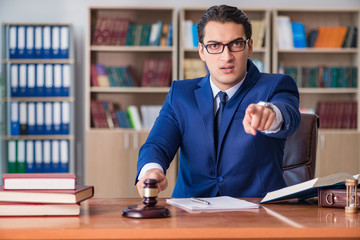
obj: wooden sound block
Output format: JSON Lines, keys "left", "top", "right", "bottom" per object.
{"left": 122, "top": 204, "right": 171, "bottom": 219}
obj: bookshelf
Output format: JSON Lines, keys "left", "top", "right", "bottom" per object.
{"left": 1, "top": 23, "right": 75, "bottom": 178}
{"left": 85, "top": 6, "right": 178, "bottom": 198}
{"left": 179, "top": 7, "right": 271, "bottom": 80}
{"left": 272, "top": 8, "right": 360, "bottom": 176}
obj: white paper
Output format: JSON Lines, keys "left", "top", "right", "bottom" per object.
{"left": 166, "top": 196, "right": 259, "bottom": 212}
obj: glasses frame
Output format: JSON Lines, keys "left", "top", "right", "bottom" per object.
{"left": 202, "top": 38, "right": 250, "bottom": 54}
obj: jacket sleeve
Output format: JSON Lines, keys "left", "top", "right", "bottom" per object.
{"left": 135, "top": 82, "right": 181, "bottom": 184}
{"left": 267, "top": 74, "right": 301, "bottom": 139}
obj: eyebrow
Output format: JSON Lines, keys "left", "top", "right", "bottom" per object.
{"left": 205, "top": 37, "right": 246, "bottom": 44}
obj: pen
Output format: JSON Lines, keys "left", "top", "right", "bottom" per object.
{"left": 191, "top": 197, "right": 211, "bottom": 205}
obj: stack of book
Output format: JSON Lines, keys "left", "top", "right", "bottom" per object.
{"left": 0, "top": 173, "right": 94, "bottom": 216}
{"left": 92, "top": 18, "right": 172, "bottom": 47}
{"left": 90, "top": 100, "right": 161, "bottom": 130}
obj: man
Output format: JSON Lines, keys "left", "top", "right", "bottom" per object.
{"left": 135, "top": 5, "right": 300, "bottom": 198}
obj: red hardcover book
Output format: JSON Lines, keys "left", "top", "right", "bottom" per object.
{"left": 92, "top": 17, "right": 114, "bottom": 46}
{"left": 141, "top": 58, "right": 156, "bottom": 87}
{"left": 90, "top": 100, "right": 109, "bottom": 128}
{"left": 3, "top": 173, "right": 76, "bottom": 190}
{"left": 90, "top": 64, "right": 99, "bottom": 86}
{"left": 92, "top": 17, "right": 107, "bottom": 45}
{"left": 0, "top": 185, "right": 94, "bottom": 204}
{"left": 160, "top": 58, "right": 172, "bottom": 87}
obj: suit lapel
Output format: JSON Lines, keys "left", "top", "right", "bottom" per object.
{"left": 217, "top": 60, "right": 260, "bottom": 156}
{"left": 194, "top": 74, "right": 216, "bottom": 159}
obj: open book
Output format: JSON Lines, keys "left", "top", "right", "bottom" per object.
{"left": 260, "top": 172, "right": 360, "bottom": 204}
{"left": 166, "top": 196, "right": 259, "bottom": 212}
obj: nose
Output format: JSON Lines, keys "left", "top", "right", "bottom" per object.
{"left": 221, "top": 45, "right": 234, "bottom": 60}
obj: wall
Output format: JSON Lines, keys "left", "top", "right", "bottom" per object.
{"left": 0, "top": 0, "right": 359, "bottom": 182}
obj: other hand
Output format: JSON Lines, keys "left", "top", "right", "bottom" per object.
{"left": 136, "top": 168, "right": 168, "bottom": 198}
{"left": 243, "top": 103, "right": 275, "bottom": 135}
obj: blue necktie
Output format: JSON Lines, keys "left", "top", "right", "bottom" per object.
{"left": 214, "top": 91, "right": 227, "bottom": 150}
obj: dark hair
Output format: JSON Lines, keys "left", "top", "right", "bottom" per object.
{"left": 197, "top": 5, "right": 252, "bottom": 43}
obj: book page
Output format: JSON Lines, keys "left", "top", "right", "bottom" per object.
{"left": 314, "top": 172, "right": 355, "bottom": 187}
{"left": 260, "top": 178, "right": 317, "bottom": 203}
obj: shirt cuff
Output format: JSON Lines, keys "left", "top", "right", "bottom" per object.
{"left": 257, "top": 101, "right": 283, "bottom": 134}
{"left": 138, "top": 163, "right": 164, "bottom": 180}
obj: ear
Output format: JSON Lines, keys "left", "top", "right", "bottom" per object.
{"left": 198, "top": 43, "right": 206, "bottom": 61}
{"left": 248, "top": 38, "right": 253, "bottom": 57}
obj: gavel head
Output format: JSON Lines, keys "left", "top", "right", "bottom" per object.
{"left": 142, "top": 178, "right": 158, "bottom": 207}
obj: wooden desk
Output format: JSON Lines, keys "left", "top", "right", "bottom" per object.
{"left": 0, "top": 198, "right": 359, "bottom": 240}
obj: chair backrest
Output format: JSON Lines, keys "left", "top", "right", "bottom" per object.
{"left": 282, "top": 113, "right": 320, "bottom": 186}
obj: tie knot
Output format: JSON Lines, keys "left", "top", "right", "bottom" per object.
{"left": 218, "top": 91, "right": 227, "bottom": 104}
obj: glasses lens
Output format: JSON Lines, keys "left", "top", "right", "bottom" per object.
{"left": 206, "top": 43, "right": 223, "bottom": 54}
{"left": 228, "top": 40, "right": 246, "bottom": 52}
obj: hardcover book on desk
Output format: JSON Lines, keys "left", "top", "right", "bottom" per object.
{"left": 0, "top": 185, "right": 94, "bottom": 204}
{"left": 0, "top": 202, "right": 80, "bottom": 216}
{"left": 3, "top": 173, "right": 76, "bottom": 190}
{"left": 0, "top": 173, "right": 93, "bottom": 216}
{"left": 260, "top": 172, "right": 360, "bottom": 203}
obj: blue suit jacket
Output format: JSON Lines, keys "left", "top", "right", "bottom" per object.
{"left": 136, "top": 59, "right": 300, "bottom": 198}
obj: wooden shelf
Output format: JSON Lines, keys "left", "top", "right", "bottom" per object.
{"left": 90, "top": 45, "right": 174, "bottom": 52}
{"left": 299, "top": 88, "right": 358, "bottom": 94}
{"left": 4, "top": 97, "right": 75, "bottom": 102}
{"left": 90, "top": 87, "right": 170, "bottom": 93}
{"left": 1, "top": 23, "right": 76, "bottom": 176}
{"left": 3, "top": 135, "right": 75, "bottom": 140}
{"left": 3, "top": 59, "right": 75, "bottom": 64}
{"left": 85, "top": 6, "right": 178, "bottom": 198}
{"left": 272, "top": 8, "right": 360, "bottom": 178}
{"left": 278, "top": 48, "right": 358, "bottom": 53}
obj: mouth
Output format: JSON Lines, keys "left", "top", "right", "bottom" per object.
{"left": 220, "top": 65, "right": 234, "bottom": 73}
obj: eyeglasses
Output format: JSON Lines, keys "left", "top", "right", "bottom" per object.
{"left": 202, "top": 39, "right": 249, "bottom": 54}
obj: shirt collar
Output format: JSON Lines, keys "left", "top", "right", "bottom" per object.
{"left": 210, "top": 73, "right": 247, "bottom": 100}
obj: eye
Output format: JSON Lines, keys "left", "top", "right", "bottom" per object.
{"left": 231, "top": 40, "right": 244, "bottom": 47}
{"left": 208, "top": 43, "right": 221, "bottom": 49}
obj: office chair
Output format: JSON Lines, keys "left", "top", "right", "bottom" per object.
{"left": 282, "top": 113, "right": 320, "bottom": 186}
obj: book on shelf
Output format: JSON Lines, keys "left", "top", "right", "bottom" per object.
{"left": 314, "top": 26, "right": 348, "bottom": 48}
{"left": 3, "top": 173, "right": 76, "bottom": 190}
{"left": 0, "top": 202, "right": 80, "bottom": 216}
{"left": 8, "top": 139, "right": 70, "bottom": 174}
{"left": 141, "top": 58, "right": 172, "bottom": 87}
{"left": 183, "top": 20, "right": 198, "bottom": 48}
{"left": 11, "top": 101, "right": 71, "bottom": 136}
{"left": 260, "top": 172, "right": 360, "bottom": 204}
{"left": 91, "top": 64, "right": 137, "bottom": 87}
{"left": 140, "top": 105, "right": 162, "bottom": 129}
{"left": 127, "top": 105, "right": 142, "bottom": 130}
{"left": 0, "top": 185, "right": 94, "bottom": 204}
{"left": 8, "top": 24, "right": 69, "bottom": 59}
{"left": 277, "top": 15, "right": 293, "bottom": 49}
{"left": 184, "top": 58, "right": 208, "bottom": 79}
{"left": 316, "top": 101, "right": 357, "bottom": 129}
{"left": 251, "top": 19, "right": 265, "bottom": 48}
{"left": 90, "top": 100, "right": 162, "bottom": 130}
{"left": 94, "top": 64, "right": 110, "bottom": 87}
{"left": 92, "top": 17, "right": 171, "bottom": 47}
{"left": 90, "top": 99, "right": 109, "bottom": 128}
{"left": 283, "top": 66, "right": 357, "bottom": 88}
{"left": 291, "top": 22, "right": 307, "bottom": 48}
